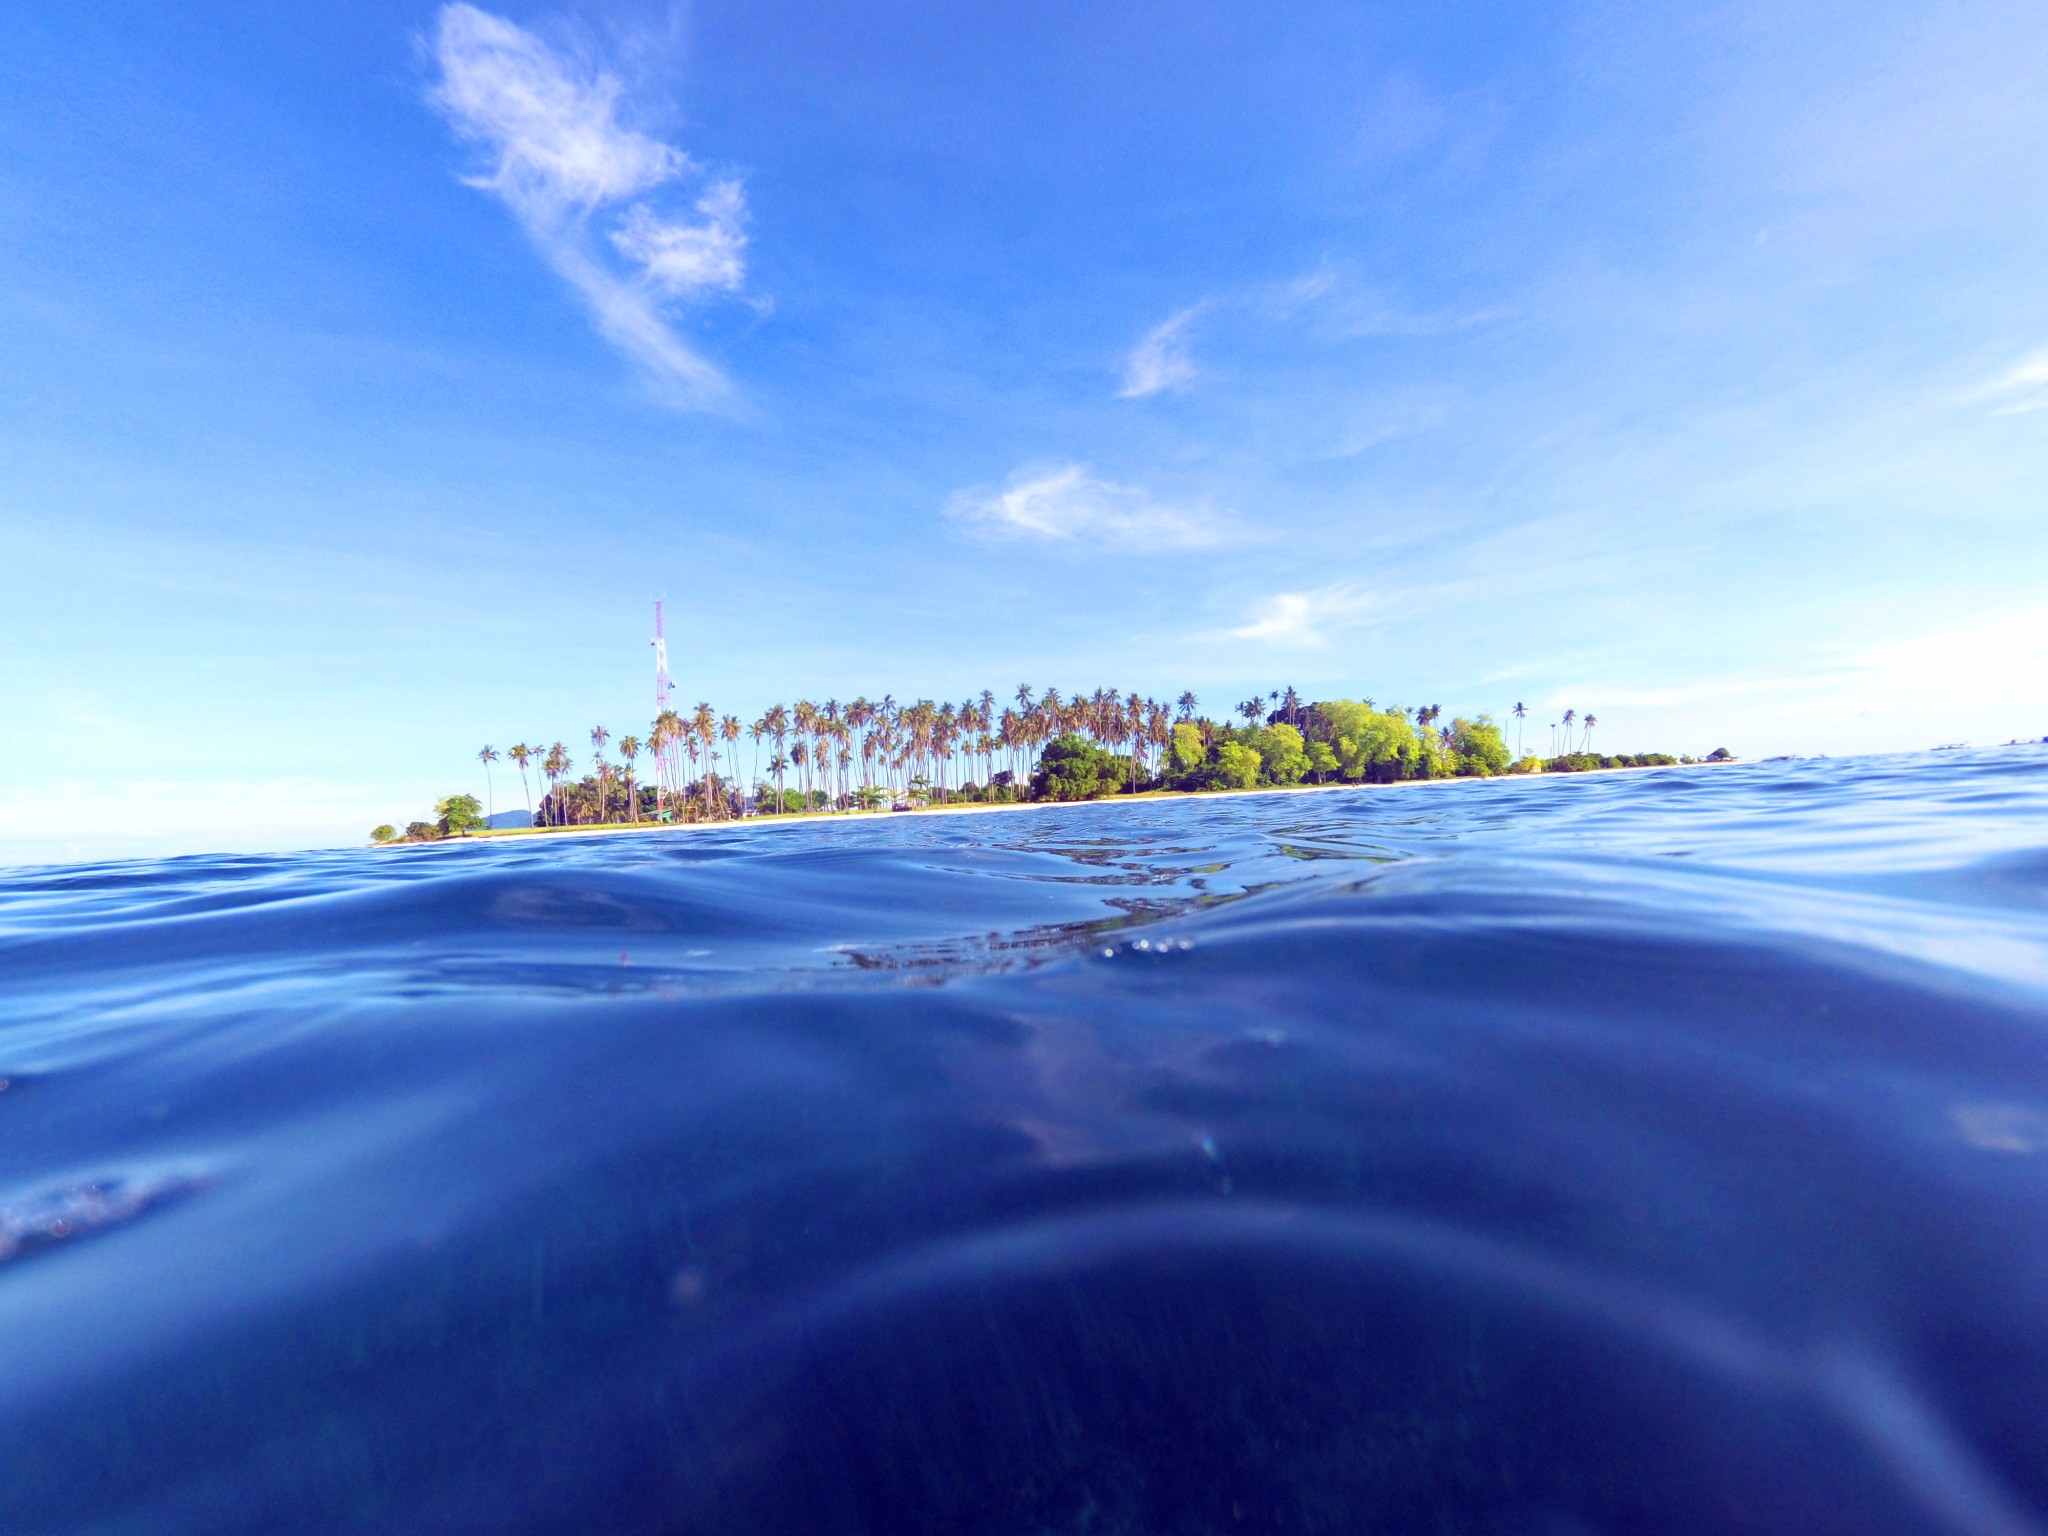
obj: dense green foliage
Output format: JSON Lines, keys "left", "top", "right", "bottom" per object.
{"left": 379, "top": 684, "right": 1714, "bottom": 840}
{"left": 1030, "top": 733, "right": 1129, "bottom": 800}
{"left": 436, "top": 794, "right": 486, "bottom": 837}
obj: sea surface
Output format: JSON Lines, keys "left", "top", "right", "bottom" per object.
{"left": 5, "top": 750, "right": 2048, "bottom": 1535}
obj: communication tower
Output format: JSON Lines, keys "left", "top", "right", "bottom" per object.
{"left": 653, "top": 600, "right": 674, "bottom": 714}
{"left": 652, "top": 601, "right": 681, "bottom": 812}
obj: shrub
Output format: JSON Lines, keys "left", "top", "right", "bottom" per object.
{"left": 370, "top": 824, "right": 399, "bottom": 843}
{"left": 403, "top": 821, "right": 440, "bottom": 842}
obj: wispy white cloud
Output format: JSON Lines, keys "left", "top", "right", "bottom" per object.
{"left": 1115, "top": 271, "right": 1507, "bottom": 406}
{"left": 1228, "top": 584, "right": 1378, "bottom": 646}
{"left": 1980, "top": 350, "right": 2048, "bottom": 415}
{"left": 1119, "top": 307, "right": 1202, "bottom": 397}
{"left": 946, "top": 464, "right": 1227, "bottom": 547}
{"left": 428, "top": 3, "right": 747, "bottom": 400}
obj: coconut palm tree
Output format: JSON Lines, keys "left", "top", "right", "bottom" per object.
{"left": 721, "top": 715, "right": 742, "bottom": 812}
{"left": 508, "top": 744, "right": 534, "bottom": 815}
{"left": 1561, "top": 710, "right": 1576, "bottom": 757}
{"left": 618, "top": 735, "right": 641, "bottom": 822}
{"left": 1512, "top": 702, "right": 1527, "bottom": 760}
{"left": 1176, "top": 691, "right": 1198, "bottom": 723}
{"left": 478, "top": 746, "right": 498, "bottom": 827}
{"left": 748, "top": 718, "right": 767, "bottom": 811}
{"left": 1582, "top": 713, "right": 1597, "bottom": 753}
{"left": 766, "top": 705, "right": 790, "bottom": 809}
{"left": 692, "top": 704, "right": 717, "bottom": 818}
{"left": 543, "top": 743, "right": 569, "bottom": 826}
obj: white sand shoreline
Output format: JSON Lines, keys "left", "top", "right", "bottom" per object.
{"left": 381, "top": 759, "right": 1729, "bottom": 849}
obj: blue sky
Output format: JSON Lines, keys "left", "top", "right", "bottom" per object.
{"left": 3, "top": 0, "right": 2046, "bottom": 862}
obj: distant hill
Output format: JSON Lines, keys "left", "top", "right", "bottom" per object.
{"left": 487, "top": 810, "right": 533, "bottom": 830}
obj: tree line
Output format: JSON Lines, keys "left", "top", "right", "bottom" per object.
{"left": 371, "top": 688, "right": 1728, "bottom": 842}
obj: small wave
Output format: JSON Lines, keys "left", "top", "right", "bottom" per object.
{"left": 2, "top": 752, "right": 2046, "bottom": 1533}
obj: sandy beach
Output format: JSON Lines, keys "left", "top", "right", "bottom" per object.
{"left": 403, "top": 759, "right": 1722, "bottom": 849}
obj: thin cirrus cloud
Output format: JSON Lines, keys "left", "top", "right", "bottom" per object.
{"left": 946, "top": 464, "right": 1228, "bottom": 547}
{"left": 1118, "top": 307, "right": 1202, "bottom": 398}
{"left": 427, "top": 3, "right": 747, "bottom": 400}
{"left": 1116, "top": 272, "right": 1510, "bottom": 405}
{"left": 1981, "top": 350, "right": 2048, "bottom": 414}
{"left": 1229, "top": 584, "right": 1377, "bottom": 647}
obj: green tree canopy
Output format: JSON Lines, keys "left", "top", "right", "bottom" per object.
{"left": 1031, "top": 733, "right": 1122, "bottom": 800}
{"left": 1316, "top": 701, "right": 1417, "bottom": 782}
{"left": 1449, "top": 714, "right": 1510, "bottom": 776}
{"left": 369, "top": 824, "right": 399, "bottom": 844}
{"left": 1212, "top": 740, "right": 1262, "bottom": 790}
{"left": 1170, "top": 721, "right": 1206, "bottom": 774}
{"left": 1253, "top": 722, "right": 1308, "bottom": 785}
{"left": 435, "top": 794, "right": 486, "bottom": 836}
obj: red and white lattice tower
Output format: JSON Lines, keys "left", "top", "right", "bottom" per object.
{"left": 652, "top": 601, "right": 682, "bottom": 808}
{"left": 653, "top": 600, "right": 674, "bottom": 715}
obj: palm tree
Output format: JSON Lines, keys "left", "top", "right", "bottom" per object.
{"left": 721, "top": 715, "right": 742, "bottom": 813}
{"left": 478, "top": 745, "right": 498, "bottom": 827}
{"left": 508, "top": 744, "right": 534, "bottom": 815}
{"left": 652, "top": 708, "right": 685, "bottom": 818}
{"left": 749, "top": 718, "right": 767, "bottom": 811}
{"left": 1561, "top": 710, "right": 1575, "bottom": 758}
{"left": 1582, "top": 713, "right": 1597, "bottom": 753}
{"left": 1512, "top": 702, "right": 1527, "bottom": 760}
{"left": 618, "top": 735, "right": 641, "bottom": 822}
{"left": 766, "top": 704, "right": 790, "bottom": 810}
{"left": 1176, "top": 691, "right": 1197, "bottom": 723}
{"left": 692, "top": 703, "right": 717, "bottom": 819}
{"left": 543, "top": 743, "right": 569, "bottom": 826}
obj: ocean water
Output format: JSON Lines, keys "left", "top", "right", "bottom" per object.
{"left": 4, "top": 750, "right": 2048, "bottom": 1536}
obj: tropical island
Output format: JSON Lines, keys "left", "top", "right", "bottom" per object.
{"left": 371, "top": 688, "right": 1730, "bottom": 844}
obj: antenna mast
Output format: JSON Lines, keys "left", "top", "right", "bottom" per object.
{"left": 652, "top": 601, "right": 681, "bottom": 815}
{"left": 652, "top": 600, "right": 674, "bottom": 715}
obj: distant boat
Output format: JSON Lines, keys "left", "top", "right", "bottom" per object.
{"left": 1933, "top": 743, "right": 1968, "bottom": 752}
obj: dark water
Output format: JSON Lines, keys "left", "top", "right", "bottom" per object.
{"left": 5, "top": 752, "right": 2048, "bottom": 1536}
